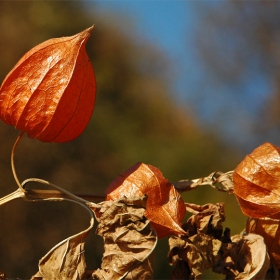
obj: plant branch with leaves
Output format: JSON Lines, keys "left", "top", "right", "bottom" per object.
{"left": 0, "top": 26, "right": 279, "bottom": 280}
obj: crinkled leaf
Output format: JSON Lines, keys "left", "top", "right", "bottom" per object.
{"left": 247, "top": 217, "right": 280, "bottom": 268}
{"left": 233, "top": 142, "right": 280, "bottom": 219}
{"left": 106, "top": 162, "right": 186, "bottom": 238}
{"left": 231, "top": 233, "right": 270, "bottom": 279}
{"left": 90, "top": 196, "right": 157, "bottom": 280}
{"left": 184, "top": 203, "right": 226, "bottom": 239}
{"left": 31, "top": 217, "right": 93, "bottom": 280}
{"left": 168, "top": 234, "right": 222, "bottom": 279}
{"left": 169, "top": 202, "right": 269, "bottom": 279}
{"left": 213, "top": 233, "right": 270, "bottom": 279}
{"left": 0, "top": 26, "right": 96, "bottom": 143}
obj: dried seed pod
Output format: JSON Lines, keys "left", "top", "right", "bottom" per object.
{"left": 0, "top": 26, "right": 96, "bottom": 143}
{"left": 233, "top": 142, "right": 280, "bottom": 219}
{"left": 106, "top": 162, "right": 186, "bottom": 238}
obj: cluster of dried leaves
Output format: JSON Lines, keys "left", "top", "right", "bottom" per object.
{"left": 0, "top": 160, "right": 279, "bottom": 279}
{"left": 0, "top": 27, "right": 280, "bottom": 279}
{"left": 168, "top": 203, "right": 270, "bottom": 280}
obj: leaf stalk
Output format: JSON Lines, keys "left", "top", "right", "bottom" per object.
{"left": 22, "top": 178, "right": 98, "bottom": 205}
{"left": 11, "top": 131, "right": 25, "bottom": 192}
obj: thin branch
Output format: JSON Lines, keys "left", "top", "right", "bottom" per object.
{"left": 0, "top": 188, "right": 26, "bottom": 206}
{"left": 22, "top": 178, "right": 95, "bottom": 204}
{"left": 11, "top": 131, "right": 26, "bottom": 192}
{"left": 27, "top": 195, "right": 95, "bottom": 223}
{"left": 22, "top": 178, "right": 106, "bottom": 203}
{"left": 0, "top": 167, "right": 235, "bottom": 208}
{"left": 172, "top": 171, "right": 234, "bottom": 193}
{"left": 21, "top": 171, "right": 234, "bottom": 204}
{"left": 24, "top": 189, "right": 105, "bottom": 202}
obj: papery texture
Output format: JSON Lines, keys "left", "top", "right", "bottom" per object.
{"left": 0, "top": 26, "right": 96, "bottom": 142}
{"left": 184, "top": 203, "right": 226, "bottom": 239}
{"left": 212, "top": 233, "right": 270, "bottom": 279}
{"left": 90, "top": 196, "right": 157, "bottom": 280}
{"left": 31, "top": 218, "right": 93, "bottom": 280}
{"left": 106, "top": 162, "right": 186, "bottom": 238}
{"left": 169, "top": 230, "right": 269, "bottom": 279}
{"left": 233, "top": 142, "right": 280, "bottom": 219}
{"left": 247, "top": 217, "right": 280, "bottom": 268}
{"left": 168, "top": 233, "right": 222, "bottom": 279}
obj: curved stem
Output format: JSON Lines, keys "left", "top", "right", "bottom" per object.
{"left": 35, "top": 197, "right": 94, "bottom": 263}
{"left": 11, "top": 132, "right": 25, "bottom": 192}
{"left": 39, "top": 197, "right": 95, "bottom": 223}
{"left": 26, "top": 194, "right": 94, "bottom": 224}
{"left": 22, "top": 177, "right": 91, "bottom": 205}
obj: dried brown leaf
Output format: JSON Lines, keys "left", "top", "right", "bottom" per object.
{"left": 233, "top": 233, "right": 270, "bottom": 279}
{"left": 169, "top": 260, "right": 191, "bottom": 280}
{"left": 30, "top": 271, "right": 43, "bottom": 279}
{"left": 31, "top": 217, "right": 93, "bottom": 280}
{"left": 90, "top": 196, "right": 157, "bottom": 280}
{"left": 184, "top": 203, "right": 226, "bottom": 239}
{"left": 213, "top": 233, "right": 270, "bottom": 280}
{"left": 246, "top": 217, "right": 280, "bottom": 268}
{"left": 169, "top": 202, "right": 269, "bottom": 279}
{"left": 167, "top": 203, "right": 227, "bottom": 279}
{"left": 30, "top": 275, "right": 43, "bottom": 280}
{"left": 168, "top": 233, "right": 222, "bottom": 279}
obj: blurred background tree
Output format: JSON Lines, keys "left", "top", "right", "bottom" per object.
{"left": 193, "top": 1, "right": 280, "bottom": 150}
{"left": 0, "top": 1, "right": 246, "bottom": 278}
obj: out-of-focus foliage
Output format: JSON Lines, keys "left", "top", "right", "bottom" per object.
{"left": 193, "top": 1, "right": 280, "bottom": 150}
{"left": 0, "top": 1, "right": 244, "bottom": 278}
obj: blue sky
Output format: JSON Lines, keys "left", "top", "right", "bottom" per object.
{"left": 88, "top": 1, "right": 274, "bottom": 151}
{"left": 93, "top": 1, "right": 199, "bottom": 101}
{"left": 93, "top": 1, "right": 193, "bottom": 56}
